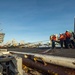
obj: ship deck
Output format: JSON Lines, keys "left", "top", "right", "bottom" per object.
{"left": 7, "top": 47, "right": 75, "bottom": 58}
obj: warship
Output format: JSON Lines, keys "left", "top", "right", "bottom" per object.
{"left": 0, "top": 32, "right": 75, "bottom": 75}
{"left": 0, "top": 17, "right": 75, "bottom": 75}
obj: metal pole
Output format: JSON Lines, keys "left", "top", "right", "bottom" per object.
{"left": 22, "top": 57, "right": 75, "bottom": 75}
{"left": 74, "top": 17, "right": 75, "bottom": 33}
{"left": 10, "top": 51, "right": 75, "bottom": 69}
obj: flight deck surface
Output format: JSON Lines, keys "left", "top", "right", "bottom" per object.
{"left": 7, "top": 47, "right": 75, "bottom": 58}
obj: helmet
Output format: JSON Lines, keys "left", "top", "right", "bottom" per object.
{"left": 66, "top": 30, "right": 69, "bottom": 32}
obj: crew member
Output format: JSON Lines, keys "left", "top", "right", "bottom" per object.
{"left": 59, "top": 33, "right": 64, "bottom": 49}
{"left": 70, "top": 32, "right": 75, "bottom": 48}
{"left": 51, "top": 34, "right": 56, "bottom": 49}
{"left": 63, "top": 33, "right": 67, "bottom": 48}
{"left": 65, "top": 30, "right": 71, "bottom": 48}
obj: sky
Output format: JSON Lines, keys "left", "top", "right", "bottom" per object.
{"left": 0, "top": 0, "right": 75, "bottom": 43}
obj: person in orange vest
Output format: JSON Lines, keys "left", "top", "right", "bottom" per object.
{"left": 59, "top": 33, "right": 64, "bottom": 49}
{"left": 51, "top": 34, "right": 56, "bottom": 49}
{"left": 65, "top": 30, "right": 71, "bottom": 48}
{"left": 70, "top": 32, "right": 75, "bottom": 48}
{"left": 63, "top": 33, "right": 67, "bottom": 48}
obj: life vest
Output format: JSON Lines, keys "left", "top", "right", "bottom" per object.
{"left": 65, "top": 31, "right": 71, "bottom": 38}
{"left": 52, "top": 35, "right": 56, "bottom": 41}
{"left": 60, "top": 34, "right": 64, "bottom": 40}
{"left": 60, "top": 34, "right": 66, "bottom": 40}
{"left": 63, "top": 34, "right": 66, "bottom": 40}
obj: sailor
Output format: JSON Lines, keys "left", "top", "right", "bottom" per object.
{"left": 70, "top": 32, "right": 75, "bottom": 48}
{"left": 63, "top": 33, "right": 67, "bottom": 48}
{"left": 59, "top": 33, "right": 64, "bottom": 49}
{"left": 51, "top": 34, "right": 56, "bottom": 49}
{"left": 65, "top": 30, "right": 71, "bottom": 48}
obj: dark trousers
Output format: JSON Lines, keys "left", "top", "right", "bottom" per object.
{"left": 64, "top": 40, "right": 67, "bottom": 48}
{"left": 60, "top": 40, "right": 64, "bottom": 48}
{"left": 52, "top": 40, "right": 55, "bottom": 49}
{"left": 70, "top": 40, "right": 75, "bottom": 48}
{"left": 66, "top": 37, "right": 70, "bottom": 48}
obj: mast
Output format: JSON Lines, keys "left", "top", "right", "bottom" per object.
{"left": 74, "top": 17, "right": 75, "bottom": 33}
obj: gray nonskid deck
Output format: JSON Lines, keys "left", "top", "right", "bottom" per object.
{"left": 7, "top": 48, "right": 75, "bottom": 58}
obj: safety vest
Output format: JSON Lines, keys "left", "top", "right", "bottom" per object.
{"left": 63, "top": 34, "right": 66, "bottom": 40}
{"left": 60, "top": 34, "right": 64, "bottom": 40}
{"left": 52, "top": 35, "right": 56, "bottom": 41}
{"left": 65, "top": 32, "right": 71, "bottom": 38}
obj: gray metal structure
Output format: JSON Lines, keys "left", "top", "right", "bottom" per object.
{"left": 0, "top": 32, "right": 25, "bottom": 75}
{"left": 0, "top": 49, "right": 23, "bottom": 75}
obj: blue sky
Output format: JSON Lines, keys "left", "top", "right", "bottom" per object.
{"left": 0, "top": 0, "right": 75, "bottom": 43}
